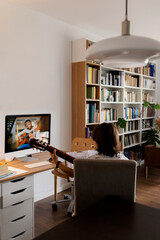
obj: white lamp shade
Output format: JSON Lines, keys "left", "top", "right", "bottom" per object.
{"left": 86, "top": 35, "right": 160, "bottom": 68}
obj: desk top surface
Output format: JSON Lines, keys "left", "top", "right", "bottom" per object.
{"left": 0, "top": 152, "right": 55, "bottom": 183}
{"left": 34, "top": 196, "right": 160, "bottom": 240}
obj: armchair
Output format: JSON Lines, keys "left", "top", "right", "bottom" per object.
{"left": 74, "top": 158, "right": 137, "bottom": 215}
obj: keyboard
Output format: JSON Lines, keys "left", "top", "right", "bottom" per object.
{"left": 24, "top": 161, "right": 52, "bottom": 168}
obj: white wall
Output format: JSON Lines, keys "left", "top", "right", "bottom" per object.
{"left": 155, "top": 60, "right": 160, "bottom": 104}
{"left": 0, "top": 0, "right": 101, "bottom": 200}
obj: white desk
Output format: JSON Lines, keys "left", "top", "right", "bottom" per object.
{"left": 0, "top": 152, "right": 55, "bottom": 240}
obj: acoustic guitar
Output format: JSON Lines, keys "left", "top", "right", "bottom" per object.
{"left": 29, "top": 138, "right": 75, "bottom": 164}
{"left": 18, "top": 124, "right": 41, "bottom": 147}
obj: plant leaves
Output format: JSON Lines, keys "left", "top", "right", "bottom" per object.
{"left": 117, "top": 118, "right": 126, "bottom": 129}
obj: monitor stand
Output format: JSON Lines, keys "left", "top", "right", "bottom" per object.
{"left": 18, "top": 156, "right": 38, "bottom": 162}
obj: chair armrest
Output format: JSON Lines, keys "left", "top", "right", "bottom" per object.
{"left": 52, "top": 168, "right": 69, "bottom": 179}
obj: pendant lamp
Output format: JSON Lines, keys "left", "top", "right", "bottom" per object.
{"left": 86, "top": 0, "right": 160, "bottom": 68}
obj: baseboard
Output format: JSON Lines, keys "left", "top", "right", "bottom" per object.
{"left": 34, "top": 182, "right": 71, "bottom": 202}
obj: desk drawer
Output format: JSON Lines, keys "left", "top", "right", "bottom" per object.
{"left": 2, "top": 187, "right": 33, "bottom": 208}
{"left": 1, "top": 198, "right": 33, "bottom": 224}
{"left": 2, "top": 175, "right": 33, "bottom": 195}
{"left": 9, "top": 228, "right": 32, "bottom": 240}
{"left": 2, "top": 212, "right": 33, "bottom": 240}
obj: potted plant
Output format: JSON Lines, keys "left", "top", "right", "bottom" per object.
{"left": 142, "top": 101, "right": 160, "bottom": 146}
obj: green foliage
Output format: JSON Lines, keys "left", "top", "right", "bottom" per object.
{"left": 143, "top": 101, "right": 160, "bottom": 146}
{"left": 117, "top": 118, "right": 126, "bottom": 129}
{"left": 154, "top": 104, "right": 160, "bottom": 110}
{"left": 143, "top": 128, "right": 160, "bottom": 147}
{"left": 143, "top": 100, "right": 160, "bottom": 110}
{"left": 143, "top": 100, "right": 152, "bottom": 108}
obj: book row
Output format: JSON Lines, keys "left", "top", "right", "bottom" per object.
{"left": 101, "top": 108, "right": 118, "bottom": 122}
{"left": 143, "top": 64, "right": 155, "bottom": 77}
{"left": 86, "top": 66, "right": 99, "bottom": 84}
{"left": 124, "top": 146, "right": 143, "bottom": 160}
{"left": 142, "top": 92, "right": 154, "bottom": 103}
{"left": 86, "top": 86, "right": 98, "bottom": 99}
{"left": 142, "top": 106, "right": 155, "bottom": 118}
{"left": 124, "top": 107, "right": 140, "bottom": 120}
{"left": 124, "top": 91, "right": 137, "bottom": 102}
{"left": 101, "top": 73, "right": 122, "bottom": 86}
{"left": 142, "top": 78, "right": 156, "bottom": 89}
{"left": 120, "top": 67, "right": 141, "bottom": 74}
{"left": 86, "top": 103, "right": 99, "bottom": 123}
{"left": 125, "top": 74, "right": 139, "bottom": 87}
{"left": 85, "top": 127, "right": 92, "bottom": 138}
{"left": 101, "top": 89, "right": 121, "bottom": 102}
{"left": 124, "top": 120, "right": 139, "bottom": 132}
{"left": 124, "top": 133, "right": 139, "bottom": 147}
{"left": 130, "top": 67, "right": 142, "bottom": 74}
{"left": 142, "top": 119, "right": 153, "bottom": 129}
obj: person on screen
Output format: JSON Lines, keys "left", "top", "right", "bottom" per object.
{"left": 17, "top": 119, "right": 40, "bottom": 149}
{"left": 50, "top": 123, "right": 128, "bottom": 178}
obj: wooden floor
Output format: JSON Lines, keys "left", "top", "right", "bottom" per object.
{"left": 35, "top": 166, "right": 160, "bottom": 238}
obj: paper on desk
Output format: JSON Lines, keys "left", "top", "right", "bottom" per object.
{"left": 8, "top": 166, "right": 28, "bottom": 175}
{"left": 0, "top": 166, "right": 29, "bottom": 179}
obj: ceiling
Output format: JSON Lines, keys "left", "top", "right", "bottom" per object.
{"left": 11, "top": 0, "right": 160, "bottom": 40}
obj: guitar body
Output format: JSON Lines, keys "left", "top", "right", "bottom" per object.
{"left": 18, "top": 124, "right": 41, "bottom": 147}
{"left": 18, "top": 133, "right": 30, "bottom": 147}
{"left": 29, "top": 138, "right": 75, "bottom": 164}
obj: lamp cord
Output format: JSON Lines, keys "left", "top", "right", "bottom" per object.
{"left": 125, "top": 0, "right": 128, "bottom": 19}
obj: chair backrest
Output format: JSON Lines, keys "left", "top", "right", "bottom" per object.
{"left": 74, "top": 158, "right": 137, "bottom": 214}
{"left": 71, "top": 137, "right": 97, "bottom": 152}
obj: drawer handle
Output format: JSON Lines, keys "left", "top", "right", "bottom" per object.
{"left": 12, "top": 231, "right": 26, "bottom": 239}
{"left": 11, "top": 178, "right": 25, "bottom": 183}
{"left": 11, "top": 188, "right": 26, "bottom": 194}
{"left": 12, "top": 201, "right": 24, "bottom": 206}
{"left": 11, "top": 215, "right": 25, "bottom": 222}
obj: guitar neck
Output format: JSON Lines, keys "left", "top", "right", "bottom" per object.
{"left": 29, "top": 138, "right": 75, "bottom": 164}
{"left": 46, "top": 145, "right": 74, "bottom": 164}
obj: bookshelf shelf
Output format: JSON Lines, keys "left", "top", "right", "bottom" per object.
{"left": 142, "top": 128, "right": 152, "bottom": 131}
{"left": 86, "top": 123, "right": 100, "bottom": 126}
{"left": 123, "top": 70, "right": 141, "bottom": 77}
{"left": 86, "top": 83, "right": 100, "bottom": 86}
{"left": 142, "top": 75, "right": 156, "bottom": 79}
{"left": 125, "top": 118, "right": 141, "bottom": 121}
{"left": 141, "top": 88, "right": 155, "bottom": 91}
{"left": 119, "top": 133, "right": 123, "bottom": 136}
{"left": 104, "top": 120, "right": 118, "bottom": 123}
{"left": 86, "top": 99, "right": 100, "bottom": 102}
{"left": 124, "top": 86, "right": 140, "bottom": 89}
{"left": 124, "top": 102, "right": 141, "bottom": 104}
{"left": 142, "top": 117, "right": 155, "bottom": 120}
{"left": 101, "top": 101, "right": 123, "bottom": 104}
{"left": 101, "top": 85, "right": 123, "bottom": 89}
{"left": 72, "top": 38, "right": 157, "bottom": 155}
{"left": 123, "top": 143, "right": 141, "bottom": 149}
{"left": 124, "top": 130, "right": 140, "bottom": 135}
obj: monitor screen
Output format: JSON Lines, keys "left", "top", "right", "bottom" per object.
{"left": 5, "top": 114, "right": 51, "bottom": 153}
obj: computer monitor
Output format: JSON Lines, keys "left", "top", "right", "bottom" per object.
{"left": 5, "top": 114, "right": 51, "bottom": 154}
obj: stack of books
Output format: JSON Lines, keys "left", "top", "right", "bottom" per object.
{"left": 0, "top": 163, "right": 8, "bottom": 176}
{"left": 124, "top": 107, "right": 140, "bottom": 119}
{"left": 86, "top": 66, "right": 99, "bottom": 84}
{"left": 125, "top": 75, "right": 139, "bottom": 87}
{"left": 86, "top": 103, "right": 99, "bottom": 123}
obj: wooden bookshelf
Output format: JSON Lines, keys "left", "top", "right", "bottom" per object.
{"left": 72, "top": 39, "right": 157, "bottom": 153}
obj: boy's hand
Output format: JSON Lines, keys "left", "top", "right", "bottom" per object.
{"left": 50, "top": 149, "right": 58, "bottom": 165}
